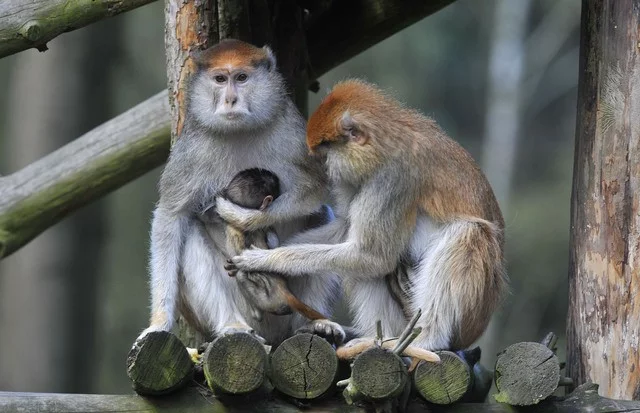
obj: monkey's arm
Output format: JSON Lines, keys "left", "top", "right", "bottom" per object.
{"left": 228, "top": 177, "right": 416, "bottom": 278}
{"left": 139, "top": 207, "right": 190, "bottom": 338}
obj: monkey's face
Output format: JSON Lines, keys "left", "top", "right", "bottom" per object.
{"left": 189, "top": 42, "right": 286, "bottom": 134}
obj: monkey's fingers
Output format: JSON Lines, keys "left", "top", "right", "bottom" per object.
{"left": 224, "top": 259, "right": 239, "bottom": 276}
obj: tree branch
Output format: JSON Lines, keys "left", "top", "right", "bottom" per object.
{"left": 306, "top": 0, "right": 457, "bottom": 79}
{"left": 0, "top": 0, "right": 157, "bottom": 59}
{"left": 0, "top": 91, "right": 170, "bottom": 259}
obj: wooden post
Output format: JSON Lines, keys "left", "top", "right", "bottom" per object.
{"left": 567, "top": 0, "right": 640, "bottom": 399}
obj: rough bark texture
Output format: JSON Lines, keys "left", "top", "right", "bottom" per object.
{"left": 567, "top": 0, "right": 640, "bottom": 399}
{"left": 494, "top": 342, "right": 560, "bottom": 405}
{"left": 269, "top": 333, "right": 338, "bottom": 399}
{"left": 203, "top": 333, "right": 268, "bottom": 395}
{"left": 0, "top": 92, "right": 170, "bottom": 259}
{"left": 127, "top": 331, "right": 194, "bottom": 396}
{"left": 0, "top": 0, "right": 156, "bottom": 58}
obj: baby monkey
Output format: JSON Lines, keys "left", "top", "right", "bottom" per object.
{"left": 220, "top": 168, "right": 327, "bottom": 322}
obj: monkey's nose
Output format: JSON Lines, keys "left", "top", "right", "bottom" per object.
{"left": 225, "top": 95, "right": 237, "bottom": 106}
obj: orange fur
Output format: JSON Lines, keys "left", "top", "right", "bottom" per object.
{"left": 307, "top": 80, "right": 504, "bottom": 228}
{"left": 194, "top": 39, "right": 270, "bottom": 71}
{"left": 306, "top": 80, "right": 506, "bottom": 350}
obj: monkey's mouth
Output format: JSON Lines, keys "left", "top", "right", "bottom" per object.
{"left": 219, "top": 111, "right": 248, "bottom": 121}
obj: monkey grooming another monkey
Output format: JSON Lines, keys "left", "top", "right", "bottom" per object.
{"left": 139, "top": 39, "right": 343, "bottom": 347}
{"left": 226, "top": 79, "right": 507, "bottom": 352}
{"left": 217, "top": 168, "right": 328, "bottom": 323}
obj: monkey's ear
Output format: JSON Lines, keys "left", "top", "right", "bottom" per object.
{"left": 262, "top": 45, "right": 277, "bottom": 71}
{"left": 259, "top": 195, "right": 274, "bottom": 211}
{"left": 341, "top": 111, "right": 368, "bottom": 146}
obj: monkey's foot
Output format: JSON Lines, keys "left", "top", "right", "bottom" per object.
{"left": 219, "top": 324, "right": 266, "bottom": 345}
{"left": 296, "top": 319, "right": 346, "bottom": 346}
{"left": 186, "top": 347, "right": 202, "bottom": 363}
{"left": 135, "top": 324, "right": 167, "bottom": 343}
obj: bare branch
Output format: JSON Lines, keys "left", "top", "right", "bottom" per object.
{"left": 0, "top": 0, "right": 157, "bottom": 59}
{"left": 0, "top": 91, "right": 170, "bottom": 259}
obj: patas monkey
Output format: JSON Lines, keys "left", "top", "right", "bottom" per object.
{"left": 215, "top": 168, "right": 329, "bottom": 324}
{"left": 226, "top": 80, "right": 507, "bottom": 351}
{"left": 140, "top": 39, "right": 341, "bottom": 346}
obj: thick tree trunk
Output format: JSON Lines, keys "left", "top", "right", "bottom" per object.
{"left": 567, "top": 0, "right": 640, "bottom": 400}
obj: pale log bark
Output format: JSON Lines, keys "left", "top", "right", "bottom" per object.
{"left": 2, "top": 383, "right": 640, "bottom": 412}
{"left": 0, "top": 92, "right": 170, "bottom": 259}
{"left": 567, "top": 0, "right": 640, "bottom": 399}
{"left": 0, "top": 0, "right": 157, "bottom": 59}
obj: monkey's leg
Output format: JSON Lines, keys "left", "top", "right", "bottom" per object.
{"left": 409, "top": 219, "right": 505, "bottom": 351}
{"left": 181, "top": 224, "right": 261, "bottom": 340}
{"left": 138, "top": 209, "right": 189, "bottom": 340}
{"left": 343, "top": 278, "right": 408, "bottom": 341}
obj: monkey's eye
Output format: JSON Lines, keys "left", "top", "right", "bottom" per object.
{"left": 214, "top": 75, "right": 227, "bottom": 83}
{"left": 236, "top": 73, "right": 248, "bottom": 82}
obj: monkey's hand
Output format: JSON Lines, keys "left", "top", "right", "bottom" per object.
{"left": 296, "top": 319, "right": 346, "bottom": 346}
{"left": 216, "top": 196, "right": 266, "bottom": 232}
{"left": 225, "top": 247, "right": 274, "bottom": 274}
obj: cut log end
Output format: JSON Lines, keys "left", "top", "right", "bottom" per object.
{"left": 349, "top": 347, "right": 408, "bottom": 401}
{"left": 126, "top": 331, "right": 194, "bottom": 396}
{"left": 203, "top": 332, "right": 268, "bottom": 395}
{"left": 413, "top": 350, "right": 472, "bottom": 405}
{"left": 269, "top": 333, "right": 338, "bottom": 399}
{"left": 494, "top": 342, "right": 560, "bottom": 406}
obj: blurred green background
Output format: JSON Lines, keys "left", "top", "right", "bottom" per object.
{"left": 0, "top": 0, "right": 580, "bottom": 395}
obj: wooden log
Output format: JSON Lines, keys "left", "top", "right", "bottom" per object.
{"left": 344, "top": 347, "right": 408, "bottom": 403}
{"left": 3, "top": 383, "right": 640, "bottom": 412}
{"left": 203, "top": 332, "right": 268, "bottom": 395}
{"left": 413, "top": 347, "right": 493, "bottom": 405}
{"left": 414, "top": 351, "right": 469, "bottom": 404}
{"left": 493, "top": 341, "right": 560, "bottom": 405}
{"left": 269, "top": 333, "right": 338, "bottom": 399}
{"left": 0, "top": 0, "right": 157, "bottom": 59}
{"left": 126, "top": 331, "right": 193, "bottom": 396}
{"left": 567, "top": 0, "right": 640, "bottom": 400}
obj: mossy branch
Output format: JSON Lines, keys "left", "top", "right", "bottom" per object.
{"left": 0, "top": 91, "right": 170, "bottom": 259}
{"left": 0, "top": 0, "right": 157, "bottom": 59}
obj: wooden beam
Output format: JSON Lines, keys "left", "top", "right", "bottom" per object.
{"left": 0, "top": 91, "right": 170, "bottom": 259}
{"left": 306, "top": 0, "right": 457, "bottom": 79}
{"left": 567, "top": 0, "right": 640, "bottom": 399}
{"left": 0, "top": 0, "right": 157, "bottom": 59}
{"left": 2, "top": 383, "right": 640, "bottom": 412}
